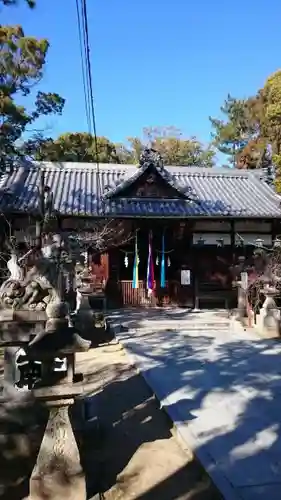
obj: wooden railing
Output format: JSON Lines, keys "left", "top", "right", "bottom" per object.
{"left": 120, "top": 278, "right": 237, "bottom": 308}
{"left": 120, "top": 280, "right": 178, "bottom": 307}
{"left": 121, "top": 280, "right": 153, "bottom": 306}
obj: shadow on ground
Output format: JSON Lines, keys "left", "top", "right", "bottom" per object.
{"left": 81, "top": 351, "right": 222, "bottom": 500}
{"left": 0, "top": 394, "right": 47, "bottom": 500}
{"left": 109, "top": 308, "right": 281, "bottom": 499}
{"left": 134, "top": 462, "right": 221, "bottom": 500}
{"left": 0, "top": 307, "right": 232, "bottom": 500}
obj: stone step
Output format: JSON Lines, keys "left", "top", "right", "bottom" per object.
{"left": 138, "top": 321, "right": 230, "bottom": 328}
{"left": 133, "top": 324, "right": 230, "bottom": 333}
{"left": 111, "top": 316, "right": 231, "bottom": 335}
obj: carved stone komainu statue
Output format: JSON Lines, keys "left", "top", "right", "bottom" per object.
{"left": 0, "top": 255, "right": 61, "bottom": 311}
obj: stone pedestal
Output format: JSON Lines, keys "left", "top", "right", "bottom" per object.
{"left": 74, "top": 289, "right": 95, "bottom": 342}
{"left": 77, "top": 290, "right": 92, "bottom": 311}
{"left": 233, "top": 280, "right": 247, "bottom": 321}
{"left": 26, "top": 351, "right": 89, "bottom": 499}
{"left": 237, "top": 285, "right": 247, "bottom": 320}
{"left": 74, "top": 293, "right": 112, "bottom": 345}
{"left": 29, "top": 387, "right": 86, "bottom": 500}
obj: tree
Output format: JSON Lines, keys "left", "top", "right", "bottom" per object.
{"left": 125, "top": 126, "right": 216, "bottom": 167}
{"left": 23, "top": 127, "right": 215, "bottom": 167}
{"left": 209, "top": 95, "right": 257, "bottom": 167}
{"left": 210, "top": 71, "right": 281, "bottom": 173}
{"left": 114, "top": 142, "right": 137, "bottom": 164}
{"left": 0, "top": 25, "right": 65, "bottom": 172}
{"left": 1, "top": 0, "right": 35, "bottom": 7}
{"left": 22, "top": 132, "right": 121, "bottom": 163}
{"left": 259, "top": 71, "right": 281, "bottom": 155}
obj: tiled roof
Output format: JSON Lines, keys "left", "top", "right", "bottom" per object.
{"left": 0, "top": 161, "right": 280, "bottom": 218}
{"left": 104, "top": 158, "right": 189, "bottom": 199}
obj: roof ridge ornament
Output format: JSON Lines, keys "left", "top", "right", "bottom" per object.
{"left": 139, "top": 148, "right": 164, "bottom": 171}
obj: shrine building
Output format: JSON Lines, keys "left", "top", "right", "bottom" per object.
{"left": 0, "top": 153, "right": 280, "bottom": 309}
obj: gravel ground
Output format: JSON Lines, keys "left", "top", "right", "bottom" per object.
{"left": 76, "top": 342, "right": 223, "bottom": 500}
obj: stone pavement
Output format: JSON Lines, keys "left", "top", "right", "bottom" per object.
{"left": 76, "top": 342, "right": 222, "bottom": 500}
{"left": 110, "top": 309, "right": 281, "bottom": 500}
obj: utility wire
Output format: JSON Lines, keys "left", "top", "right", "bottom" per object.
{"left": 81, "top": 0, "right": 102, "bottom": 211}
{"left": 81, "top": 0, "right": 99, "bottom": 149}
{"left": 74, "top": 4, "right": 106, "bottom": 494}
{"left": 75, "top": 0, "right": 91, "bottom": 135}
{"left": 75, "top": 0, "right": 102, "bottom": 211}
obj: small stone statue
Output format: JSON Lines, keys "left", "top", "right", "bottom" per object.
{"left": 7, "top": 251, "right": 24, "bottom": 281}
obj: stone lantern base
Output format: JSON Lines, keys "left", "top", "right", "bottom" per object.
{"left": 28, "top": 387, "right": 86, "bottom": 500}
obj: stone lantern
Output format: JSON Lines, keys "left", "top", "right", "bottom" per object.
{"left": 258, "top": 284, "right": 280, "bottom": 337}
{"left": 0, "top": 300, "right": 91, "bottom": 500}
{"left": 27, "top": 301, "right": 90, "bottom": 500}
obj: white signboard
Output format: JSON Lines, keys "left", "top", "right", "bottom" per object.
{"left": 181, "top": 269, "right": 191, "bottom": 285}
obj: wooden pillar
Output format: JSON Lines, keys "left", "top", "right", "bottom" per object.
{"left": 194, "top": 276, "right": 199, "bottom": 310}
{"left": 36, "top": 170, "right": 45, "bottom": 249}
{"left": 271, "top": 218, "right": 277, "bottom": 243}
{"left": 230, "top": 219, "right": 235, "bottom": 251}
{"left": 189, "top": 225, "right": 199, "bottom": 309}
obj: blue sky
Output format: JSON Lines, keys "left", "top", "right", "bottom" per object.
{"left": 2, "top": 0, "right": 281, "bottom": 157}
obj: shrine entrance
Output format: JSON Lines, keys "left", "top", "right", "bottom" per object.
{"left": 109, "top": 220, "right": 194, "bottom": 308}
{"left": 107, "top": 218, "right": 238, "bottom": 309}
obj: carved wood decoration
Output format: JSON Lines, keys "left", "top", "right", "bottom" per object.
{"left": 120, "top": 170, "right": 181, "bottom": 199}
{"left": 135, "top": 174, "right": 158, "bottom": 197}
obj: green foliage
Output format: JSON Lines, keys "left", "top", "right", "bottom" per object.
{"left": 22, "top": 132, "right": 121, "bottom": 163}
{"left": 131, "top": 126, "right": 215, "bottom": 167}
{"left": 210, "top": 70, "right": 281, "bottom": 177}
{"left": 273, "top": 154, "right": 281, "bottom": 192}
{"left": 261, "top": 71, "right": 281, "bottom": 154}
{"left": 22, "top": 126, "right": 215, "bottom": 167}
{"left": 1, "top": 0, "right": 35, "bottom": 7}
{"left": 0, "top": 25, "right": 65, "bottom": 172}
{"left": 210, "top": 95, "right": 256, "bottom": 165}
{"left": 120, "top": 126, "right": 215, "bottom": 167}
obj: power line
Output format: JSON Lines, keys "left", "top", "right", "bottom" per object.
{"left": 75, "top": 0, "right": 91, "bottom": 134}
{"left": 75, "top": 0, "right": 102, "bottom": 211}
{"left": 81, "top": 0, "right": 99, "bottom": 153}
